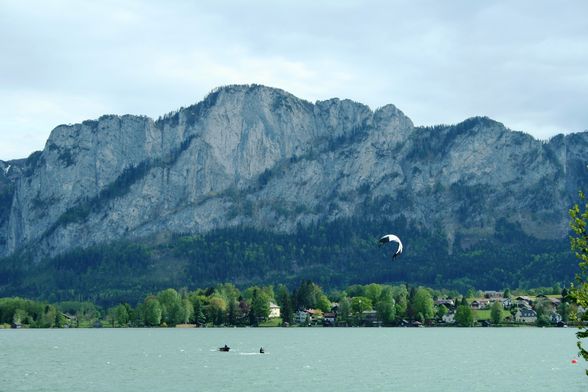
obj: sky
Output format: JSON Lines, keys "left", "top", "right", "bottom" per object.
{"left": 1, "top": 0, "right": 588, "bottom": 160}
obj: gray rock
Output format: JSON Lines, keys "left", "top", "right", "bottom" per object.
{"left": 0, "top": 84, "right": 586, "bottom": 260}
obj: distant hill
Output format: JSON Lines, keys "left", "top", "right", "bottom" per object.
{"left": 0, "top": 84, "right": 586, "bottom": 303}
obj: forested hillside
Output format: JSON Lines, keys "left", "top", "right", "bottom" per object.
{"left": 0, "top": 215, "right": 575, "bottom": 306}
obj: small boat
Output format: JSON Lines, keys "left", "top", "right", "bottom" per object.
{"left": 259, "top": 347, "right": 264, "bottom": 354}
{"left": 219, "top": 345, "right": 230, "bottom": 352}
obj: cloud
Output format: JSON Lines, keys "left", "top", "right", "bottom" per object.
{"left": 1, "top": 0, "right": 587, "bottom": 159}
{"left": 0, "top": 90, "right": 109, "bottom": 159}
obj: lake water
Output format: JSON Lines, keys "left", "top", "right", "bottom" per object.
{"left": 1, "top": 328, "right": 586, "bottom": 391}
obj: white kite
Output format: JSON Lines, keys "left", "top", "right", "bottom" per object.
{"left": 378, "top": 234, "right": 403, "bottom": 258}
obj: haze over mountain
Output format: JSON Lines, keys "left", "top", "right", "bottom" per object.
{"left": 0, "top": 85, "right": 586, "bottom": 303}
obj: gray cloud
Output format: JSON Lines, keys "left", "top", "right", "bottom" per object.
{"left": 1, "top": 0, "right": 587, "bottom": 159}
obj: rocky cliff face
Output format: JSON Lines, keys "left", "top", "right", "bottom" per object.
{"left": 1, "top": 84, "right": 586, "bottom": 260}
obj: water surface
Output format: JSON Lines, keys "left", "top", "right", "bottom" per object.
{"left": 1, "top": 328, "right": 586, "bottom": 391}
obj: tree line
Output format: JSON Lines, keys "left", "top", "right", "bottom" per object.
{"left": 0, "top": 281, "right": 573, "bottom": 329}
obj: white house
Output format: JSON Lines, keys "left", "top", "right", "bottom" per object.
{"left": 442, "top": 312, "right": 455, "bottom": 324}
{"left": 269, "top": 302, "right": 281, "bottom": 318}
{"left": 294, "top": 310, "right": 309, "bottom": 324}
{"left": 550, "top": 312, "right": 562, "bottom": 324}
{"left": 501, "top": 297, "right": 513, "bottom": 308}
{"left": 515, "top": 308, "right": 537, "bottom": 323}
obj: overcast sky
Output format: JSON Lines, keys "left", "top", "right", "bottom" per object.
{"left": 1, "top": 0, "right": 587, "bottom": 159}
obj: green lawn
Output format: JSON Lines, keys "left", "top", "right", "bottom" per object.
{"left": 259, "top": 318, "right": 282, "bottom": 327}
{"left": 473, "top": 309, "right": 512, "bottom": 321}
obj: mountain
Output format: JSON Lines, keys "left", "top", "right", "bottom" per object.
{"left": 0, "top": 84, "right": 586, "bottom": 303}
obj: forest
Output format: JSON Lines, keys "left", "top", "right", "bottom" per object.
{"left": 0, "top": 214, "right": 576, "bottom": 307}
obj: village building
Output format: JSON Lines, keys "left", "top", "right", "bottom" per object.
{"left": 323, "top": 312, "right": 336, "bottom": 326}
{"left": 501, "top": 297, "right": 514, "bottom": 308}
{"left": 483, "top": 291, "right": 503, "bottom": 299}
{"left": 361, "top": 310, "right": 381, "bottom": 327}
{"left": 550, "top": 312, "right": 562, "bottom": 324}
{"left": 435, "top": 299, "right": 455, "bottom": 309}
{"left": 470, "top": 299, "right": 490, "bottom": 310}
{"left": 268, "top": 302, "right": 280, "bottom": 319}
{"left": 515, "top": 308, "right": 537, "bottom": 323}
{"left": 441, "top": 312, "right": 455, "bottom": 324}
{"left": 294, "top": 310, "right": 309, "bottom": 325}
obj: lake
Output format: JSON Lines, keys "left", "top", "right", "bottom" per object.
{"left": 1, "top": 328, "right": 586, "bottom": 391}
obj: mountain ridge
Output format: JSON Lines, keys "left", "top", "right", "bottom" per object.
{"left": 0, "top": 84, "right": 586, "bottom": 300}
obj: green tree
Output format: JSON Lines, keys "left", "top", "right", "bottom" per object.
{"left": 570, "top": 191, "right": 588, "bottom": 373}
{"left": 436, "top": 304, "right": 448, "bottom": 320}
{"left": 207, "top": 296, "right": 227, "bottom": 326}
{"left": 107, "top": 303, "right": 130, "bottom": 327}
{"left": 316, "top": 294, "right": 332, "bottom": 313}
{"left": 251, "top": 289, "right": 271, "bottom": 322}
{"left": 181, "top": 298, "right": 193, "bottom": 324}
{"left": 393, "top": 285, "right": 408, "bottom": 320}
{"left": 375, "top": 287, "right": 396, "bottom": 325}
{"left": 534, "top": 298, "right": 552, "bottom": 327}
{"left": 490, "top": 301, "right": 503, "bottom": 325}
{"left": 143, "top": 297, "right": 162, "bottom": 327}
{"left": 337, "top": 297, "right": 352, "bottom": 326}
{"left": 157, "top": 288, "right": 185, "bottom": 326}
{"left": 455, "top": 305, "right": 475, "bottom": 327}
{"left": 227, "top": 299, "right": 239, "bottom": 326}
{"left": 189, "top": 294, "right": 207, "bottom": 325}
{"left": 351, "top": 296, "right": 373, "bottom": 314}
{"left": 351, "top": 296, "right": 372, "bottom": 325}
{"left": 215, "top": 283, "right": 241, "bottom": 303}
{"left": 40, "top": 305, "right": 58, "bottom": 328}
{"left": 557, "top": 301, "right": 572, "bottom": 323}
{"left": 294, "top": 280, "right": 325, "bottom": 310}
{"left": 276, "top": 284, "right": 293, "bottom": 324}
{"left": 13, "top": 308, "right": 28, "bottom": 325}
{"left": 365, "top": 284, "right": 383, "bottom": 304}
{"left": 411, "top": 287, "right": 435, "bottom": 321}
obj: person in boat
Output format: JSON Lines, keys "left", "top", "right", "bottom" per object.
{"left": 220, "top": 344, "right": 230, "bottom": 351}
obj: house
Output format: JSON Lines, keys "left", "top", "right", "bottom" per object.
{"left": 470, "top": 299, "right": 490, "bottom": 310}
{"left": 62, "top": 313, "right": 77, "bottom": 327}
{"left": 268, "top": 302, "right": 281, "bottom": 319}
{"left": 306, "top": 309, "right": 323, "bottom": 324}
{"left": 550, "top": 312, "right": 562, "bottom": 324}
{"left": 361, "top": 310, "right": 381, "bottom": 327}
{"left": 323, "top": 312, "right": 336, "bottom": 327}
{"left": 435, "top": 299, "right": 455, "bottom": 309}
{"left": 483, "top": 291, "right": 503, "bottom": 299}
{"left": 515, "top": 308, "right": 537, "bottom": 323}
{"left": 548, "top": 297, "right": 561, "bottom": 308}
{"left": 294, "top": 310, "right": 309, "bottom": 325}
{"left": 442, "top": 312, "right": 455, "bottom": 324}
{"left": 501, "top": 297, "right": 513, "bottom": 308}
{"left": 516, "top": 296, "right": 533, "bottom": 307}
